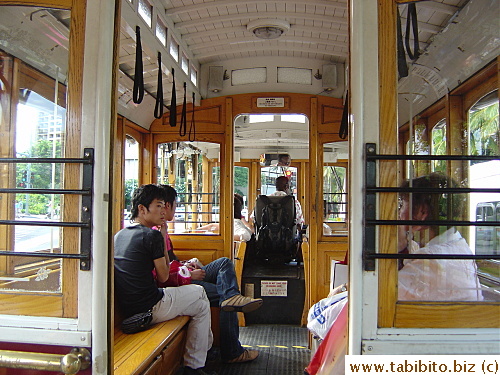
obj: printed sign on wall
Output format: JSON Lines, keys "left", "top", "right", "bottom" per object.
{"left": 261, "top": 280, "right": 288, "bottom": 297}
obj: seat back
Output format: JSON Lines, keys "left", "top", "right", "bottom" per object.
{"left": 254, "top": 195, "right": 298, "bottom": 263}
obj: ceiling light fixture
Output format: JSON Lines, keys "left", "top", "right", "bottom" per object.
{"left": 247, "top": 19, "right": 290, "bottom": 40}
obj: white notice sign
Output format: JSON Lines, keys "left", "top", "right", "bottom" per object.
{"left": 256, "top": 97, "right": 285, "bottom": 107}
{"left": 261, "top": 280, "right": 288, "bottom": 297}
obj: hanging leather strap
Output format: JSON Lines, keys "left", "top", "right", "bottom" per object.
{"left": 179, "top": 82, "right": 187, "bottom": 136}
{"left": 169, "top": 68, "right": 177, "bottom": 127}
{"left": 133, "top": 26, "right": 144, "bottom": 104}
{"left": 405, "top": 4, "right": 420, "bottom": 61}
{"left": 339, "top": 90, "right": 348, "bottom": 140}
{"left": 397, "top": 7, "right": 409, "bottom": 78}
{"left": 154, "top": 52, "right": 163, "bottom": 119}
{"left": 188, "top": 92, "right": 196, "bottom": 142}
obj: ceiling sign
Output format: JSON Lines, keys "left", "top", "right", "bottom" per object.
{"left": 256, "top": 97, "right": 285, "bottom": 108}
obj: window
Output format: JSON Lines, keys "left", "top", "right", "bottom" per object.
{"left": 467, "top": 90, "right": 499, "bottom": 301}
{"left": 156, "top": 17, "right": 167, "bottom": 46}
{"left": 468, "top": 90, "right": 499, "bottom": 160}
{"left": 190, "top": 65, "right": 198, "bottom": 85}
{"left": 138, "top": 0, "right": 152, "bottom": 28}
{"left": 322, "top": 144, "right": 347, "bottom": 237}
{"left": 281, "top": 114, "right": 306, "bottom": 123}
{"left": 374, "top": 1, "right": 500, "bottom": 329}
{"left": 250, "top": 114, "right": 274, "bottom": 123}
{"left": 277, "top": 67, "right": 312, "bottom": 85}
{"left": 181, "top": 53, "right": 189, "bottom": 75}
{"left": 232, "top": 67, "right": 266, "bottom": 85}
{"left": 157, "top": 141, "right": 220, "bottom": 234}
{"left": 169, "top": 37, "right": 179, "bottom": 61}
{"left": 431, "top": 119, "right": 446, "bottom": 173}
{"left": 0, "top": 5, "right": 84, "bottom": 319}
{"left": 234, "top": 166, "right": 249, "bottom": 219}
{"left": 124, "top": 134, "right": 140, "bottom": 224}
{"left": 260, "top": 166, "right": 298, "bottom": 196}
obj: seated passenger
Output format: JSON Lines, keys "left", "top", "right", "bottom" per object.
{"left": 267, "top": 175, "right": 305, "bottom": 227}
{"left": 197, "top": 193, "right": 254, "bottom": 241}
{"left": 397, "top": 173, "right": 483, "bottom": 301}
{"left": 114, "top": 184, "right": 215, "bottom": 375}
{"left": 158, "top": 185, "right": 263, "bottom": 364}
{"left": 250, "top": 175, "right": 305, "bottom": 230}
{"left": 233, "top": 193, "right": 254, "bottom": 241}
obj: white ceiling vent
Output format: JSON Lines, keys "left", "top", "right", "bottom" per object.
{"left": 247, "top": 19, "right": 290, "bottom": 40}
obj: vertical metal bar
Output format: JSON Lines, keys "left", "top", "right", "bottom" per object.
{"left": 364, "top": 143, "right": 377, "bottom": 271}
{"left": 80, "top": 148, "right": 94, "bottom": 271}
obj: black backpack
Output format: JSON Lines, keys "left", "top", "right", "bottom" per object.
{"left": 254, "top": 195, "right": 298, "bottom": 263}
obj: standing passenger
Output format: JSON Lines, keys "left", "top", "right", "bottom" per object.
{"left": 114, "top": 184, "right": 215, "bottom": 375}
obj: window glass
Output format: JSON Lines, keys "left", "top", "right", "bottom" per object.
{"left": 138, "top": 0, "right": 152, "bottom": 28}
{"left": 260, "top": 166, "right": 297, "bottom": 196}
{"left": 323, "top": 143, "right": 347, "bottom": 236}
{"left": 0, "top": 6, "right": 71, "bottom": 297}
{"left": 234, "top": 166, "right": 249, "bottom": 219}
{"left": 392, "top": 1, "right": 500, "bottom": 308}
{"left": 468, "top": 90, "right": 499, "bottom": 301}
{"left": 431, "top": 119, "right": 446, "bottom": 173}
{"left": 181, "top": 53, "right": 189, "bottom": 74}
{"left": 124, "top": 135, "right": 140, "bottom": 224}
{"left": 169, "top": 38, "right": 179, "bottom": 62}
{"left": 157, "top": 141, "right": 220, "bottom": 234}
{"left": 190, "top": 65, "right": 197, "bottom": 85}
{"left": 156, "top": 17, "right": 167, "bottom": 46}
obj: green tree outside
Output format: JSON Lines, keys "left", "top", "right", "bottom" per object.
{"left": 16, "top": 139, "right": 62, "bottom": 215}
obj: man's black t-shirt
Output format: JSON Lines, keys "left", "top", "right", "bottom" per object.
{"left": 114, "top": 225, "right": 165, "bottom": 318}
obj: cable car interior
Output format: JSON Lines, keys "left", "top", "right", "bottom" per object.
{"left": 0, "top": 0, "right": 498, "bottom": 374}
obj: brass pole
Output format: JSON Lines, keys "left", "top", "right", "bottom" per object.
{"left": 0, "top": 347, "right": 90, "bottom": 374}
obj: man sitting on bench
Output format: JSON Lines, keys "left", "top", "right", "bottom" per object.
{"left": 114, "top": 184, "right": 215, "bottom": 375}
{"left": 159, "top": 185, "right": 262, "bottom": 364}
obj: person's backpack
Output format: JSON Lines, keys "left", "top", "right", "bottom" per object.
{"left": 254, "top": 195, "right": 298, "bottom": 263}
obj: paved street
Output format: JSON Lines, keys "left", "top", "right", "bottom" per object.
{"left": 14, "top": 216, "right": 60, "bottom": 252}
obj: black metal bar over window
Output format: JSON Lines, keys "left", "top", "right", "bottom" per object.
{"left": 0, "top": 148, "right": 94, "bottom": 271}
{"left": 363, "top": 143, "right": 500, "bottom": 271}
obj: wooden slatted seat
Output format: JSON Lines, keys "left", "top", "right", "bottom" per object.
{"left": 114, "top": 304, "right": 190, "bottom": 375}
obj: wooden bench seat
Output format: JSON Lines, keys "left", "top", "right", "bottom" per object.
{"left": 114, "top": 311, "right": 190, "bottom": 375}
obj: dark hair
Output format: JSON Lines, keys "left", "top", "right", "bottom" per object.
{"left": 130, "top": 184, "right": 164, "bottom": 220}
{"left": 275, "top": 176, "right": 289, "bottom": 191}
{"left": 400, "top": 172, "right": 463, "bottom": 223}
{"left": 234, "top": 193, "right": 244, "bottom": 219}
{"left": 159, "top": 184, "right": 178, "bottom": 206}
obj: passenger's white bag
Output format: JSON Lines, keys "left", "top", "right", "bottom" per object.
{"left": 307, "top": 291, "right": 348, "bottom": 340}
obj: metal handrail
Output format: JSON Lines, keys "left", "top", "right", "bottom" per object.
{"left": 0, "top": 148, "right": 94, "bottom": 270}
{"left": 0, "top": 347, "right": 91, "bottom": 374}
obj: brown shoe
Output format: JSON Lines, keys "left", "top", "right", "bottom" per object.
{"left": 226, "top": 349, "right": 259, "bottom": 364}
{"left": 221, "top": 294, "right": 263, "bottom": 313}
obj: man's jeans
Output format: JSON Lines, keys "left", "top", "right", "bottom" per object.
{"left": 192, "top": 257, "right": 244, "bottom": 361}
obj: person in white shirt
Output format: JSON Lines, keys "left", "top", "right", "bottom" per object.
{"left": 198, "top": 194, "right": 254, "bottom": 242}
{"left": 397, "top": 173, "right": 483, "bottom": 301}
{"left": 250, "top": 176, "right": 305, "bottom": 228}
{"left": 269, "top": 176, "right": 305, "bottom": 227}
{"left": 233, "top": 193, "right": 254, "bottom": 241}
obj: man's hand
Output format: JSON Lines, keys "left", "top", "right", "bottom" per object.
{"left": 190, "top": 268, "right": 206, "bottom": 281}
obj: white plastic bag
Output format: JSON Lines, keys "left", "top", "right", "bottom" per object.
{"left": 307, "top": 291, "right": 348, "bottom": 340}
